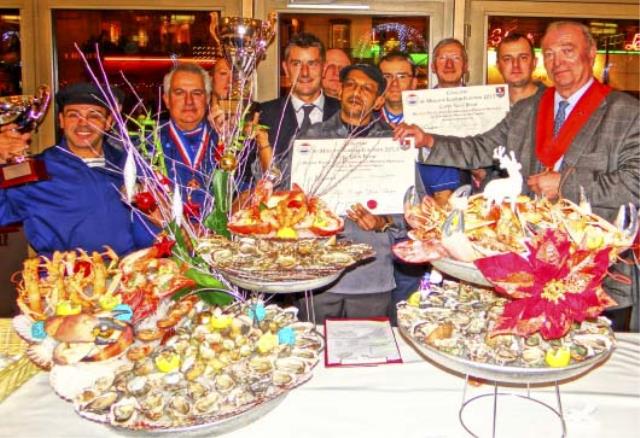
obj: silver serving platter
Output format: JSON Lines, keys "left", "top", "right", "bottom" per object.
{"left": 399, "top": 326, "right": 614, "bottom": 384}
{"left": 223, "top": 271, "right": 342, "bottom": 293}
{"left": 431, "top": 257, "right": 492, "bottom": 287}
{"left": 108, "top": 392, "right": 287, "bottom": 436}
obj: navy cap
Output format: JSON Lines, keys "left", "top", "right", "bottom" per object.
{"left": 56, "top": 82, "right": 124, "bottom": 111}
{"left": 339, "top": 63, "right": 386, "bottom": 96}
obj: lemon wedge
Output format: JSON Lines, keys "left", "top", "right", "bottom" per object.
{"left": 545, "top": 347, "right": 571, "bottom": 368}
{"left": 276, "top": 227, "right": 298, "bottom": 239}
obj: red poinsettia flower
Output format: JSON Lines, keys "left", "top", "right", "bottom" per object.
{"left": 155, "top": 173, "right": 172, "bottom": 191}
{"left": 152, "top": 235, "right": 175, "bottom": 258}
{"left": 475, "top": 229, "right": 617, "bottom": 340}
{"left": 214, "top": 141, "right": 225, "bottom": 162}
{"left": 183, "top": 200, "right": 201, "bottom": 220}
{"left": 133, "top": 191, "right": 157, "bottom": 214}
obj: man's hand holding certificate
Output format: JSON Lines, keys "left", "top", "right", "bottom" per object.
{"left": 290, "top": 137, "right": 415, "bottom": 216}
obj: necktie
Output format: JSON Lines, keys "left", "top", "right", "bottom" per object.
{"left": 553, "top": 100, "right": 569, "bottom": 137}
{"left": 300, "top": 104, "right": 314, "bottom": 133}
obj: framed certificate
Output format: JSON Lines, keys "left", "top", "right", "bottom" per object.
{"left": 290, "top": 137, "right": 416, "bottom": 216}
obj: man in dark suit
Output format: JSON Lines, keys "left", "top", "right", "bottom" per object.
{"left": 394, "top": 21, "right": 639, "bottom": 331}
{"left": 255, "top": 33, "right": 340, "bottom": 189}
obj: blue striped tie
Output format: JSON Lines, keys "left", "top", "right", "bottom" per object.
{"left": 553, "top": 100, "right": 569, "bottom": 137}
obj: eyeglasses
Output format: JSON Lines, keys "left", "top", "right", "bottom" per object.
{"left": 382, "top": 72, "right": 413, "bottom": 81}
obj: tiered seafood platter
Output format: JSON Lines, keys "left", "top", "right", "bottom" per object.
{"left": 228, "top": 181, "right": 344, "bottom": 240}
{"left": 73, "top": 298, "right": 323, "bottom": 432}
{"left": 394, "top": 183, "right": 638, "bottom": 273}
{"left": 10, "top": 245, "right": 324, "bottom": 434}
{"left": 397, "top": 281, "right": 615, "bottom": 384}
{"left": 198, "top": 236, "right": 374, "bottom": 293}
{"left": 12, "top": 247, "right": 193, "bottom": 369}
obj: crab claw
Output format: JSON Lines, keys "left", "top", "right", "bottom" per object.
{"left": 578, "top": 186, "right": 592, "bottom": 215}
{"left": 264, "top": 166, "right": 282, "bottom": 186}
{"left": 448, "top": 184, "right": 472, "bottom": 211}
{"left": 452, "top": 184, "right": 472, "bottom": 199}
{"left": 403, "top": 185, "right": 419, "bottom": 210}
{"left": 442, "top": 209, "right": 465, "bottom": 237}
{"left": 616, "top": 203, "right": 639, "bottom": 240}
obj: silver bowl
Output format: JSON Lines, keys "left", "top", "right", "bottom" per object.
{"left": 399, "top": 326, "right": 613, "bottom": 384}
{"left": 222, "top": 271, "right": 341, "bottom": 293}
{"left": 431, "top": 257, "right": 492, "bottom": 287}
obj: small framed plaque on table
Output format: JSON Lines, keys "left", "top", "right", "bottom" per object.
{"left": 324, "top": 318, "right": 403, "bottom": 367}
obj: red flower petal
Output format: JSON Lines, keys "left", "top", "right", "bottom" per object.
{"left": 475, "top": 253, "right": 534, "bottom": 298}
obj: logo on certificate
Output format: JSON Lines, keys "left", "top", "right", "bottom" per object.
{"left": 495, "top": 86, "right": 506, "bottom": 98}
{"left": 405, "top": 93, "right": 419, "bottom": 106}
{"left": 297, "top": 142, "right": 312, "bottom": 154}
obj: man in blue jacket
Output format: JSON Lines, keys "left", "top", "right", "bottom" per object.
{"left": 0, "top": 82, "right": 155, "bottom": 255}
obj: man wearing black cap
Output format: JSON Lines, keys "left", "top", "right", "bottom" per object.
{"left": 296, "top": 64, "right": 404, "bottom": 322}
{"left": 0, "top": 82, "right": 155, "bottom": 255}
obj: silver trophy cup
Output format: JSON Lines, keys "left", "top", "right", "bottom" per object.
{"left": 0, "top": 85, "right": 51, "bottom": 187}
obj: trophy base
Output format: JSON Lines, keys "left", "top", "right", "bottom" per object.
{"left": 0, "top": 159, "right": 48, "bottom": 188}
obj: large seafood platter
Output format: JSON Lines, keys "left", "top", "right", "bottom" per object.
{"left": 397, "top": 281, "right": 615, "bottom": 384}
{"left": 197, "top": 235, "right": 374, "bottom": 292}
{"left": 74, "top": 297, "right": 323, "bottom": 432}
{"left": 396, "top": 189, "right": 638, "bottom": 265}
{"left": 12, "top": 247, "right": 194, "bottom": 369}
{"left": 228, "top": 180, "right": 344, "bottom": 239}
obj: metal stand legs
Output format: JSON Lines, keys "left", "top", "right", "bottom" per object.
{"left": 458, "top": 375, "right": 567, "bottom": 438}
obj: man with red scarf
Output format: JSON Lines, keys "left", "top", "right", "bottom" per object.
{"left": 393, "top": 21, "right": 639, "bottom": 330}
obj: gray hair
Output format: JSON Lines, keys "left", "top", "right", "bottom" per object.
{"left": 544, "top": 21, "right": 597, "bottom": 50}
{"left": 432, "top": 38, "right": 468, "bottom": 65}
{"left": 163, "top": 63, "right": 212, "bottom": 99}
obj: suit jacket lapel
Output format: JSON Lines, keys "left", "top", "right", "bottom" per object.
{"left": 283, "top": 100, "right": 298, "bottom": 142}
{"left": 322, "top": 97, "right": 338, "bottom": 121}
{"left": 562, "top": 99, "right": 607, "bottom": 168}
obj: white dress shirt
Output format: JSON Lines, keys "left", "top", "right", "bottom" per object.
{"left": 291, "top": 92, "right": 325, "bottom": 127}
{"left": 552, "top": 77, "right": 594, "bottom": 171}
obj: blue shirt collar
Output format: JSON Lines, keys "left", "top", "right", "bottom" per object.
{"left": 554, "top": 77, "right": 594, "bottom": 117}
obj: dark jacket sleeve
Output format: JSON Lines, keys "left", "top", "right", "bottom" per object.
{"left": 560, "top": 93, "right": 640, "bottom": 220}
{"left": 421, "top": 114, "right": 512, "bottom": 170}
{"left": 0, "top": 189, "right": 23, "bottom": 226}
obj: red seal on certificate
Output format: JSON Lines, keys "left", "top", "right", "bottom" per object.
{"left": 366, "top": 199, "right": 377, "bottom": 210}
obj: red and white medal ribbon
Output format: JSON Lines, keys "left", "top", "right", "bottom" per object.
{"left": 168, "top": 121, "right": 210, "bottom": 171}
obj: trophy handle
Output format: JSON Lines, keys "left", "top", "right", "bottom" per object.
{"left": 209, "top": 12, "right": 221, "bottom": 54}
{"left": 263, "top": 12, "right": 277, "bottom": 44}
{"left": 32, "top": 85, "right": 51, "bottom": 125}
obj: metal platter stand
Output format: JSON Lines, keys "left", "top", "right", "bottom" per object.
{"left": 405, "top": 258, "right": 613, "bottom": 438}
{"left": 221, "top": 270, "right": 342, "bottom": 328}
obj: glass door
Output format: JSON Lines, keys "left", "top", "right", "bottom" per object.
{"left": 276, "top": 13, "right": 431, "bottom": 97}
{"left": 467, "top": 0, "right": 638, "bottom": 92}
{"left": 485, "top": 16, "right": 639, "bottom": 97}
{"left": 52, "top": 9, "right": 220, "bottom": 124}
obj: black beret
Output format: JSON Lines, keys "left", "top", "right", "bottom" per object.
{"left": 339, "top": 63, "right": 387, "bottom": 96}
{"left": 56, "top": 82, "right": 124, "bottom": 111}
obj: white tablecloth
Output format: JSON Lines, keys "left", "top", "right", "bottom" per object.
{"left": 1, "top": 332, "right": 638, "bottom": 438}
